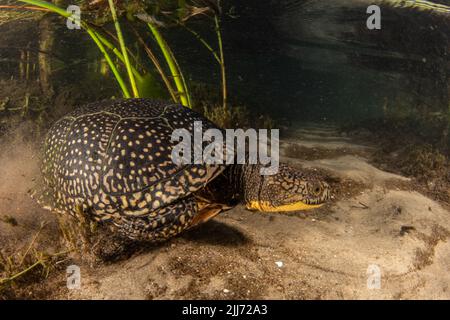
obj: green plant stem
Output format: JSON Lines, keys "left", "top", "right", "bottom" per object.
{"left": 131, "top": 26, "right": 178, "bottom": 102}
{"left": 170, "top": 44, "right": 192, "bottom": 108}
{"left": 17, "top": 0, "right": 67, "bottom": 17}
{"left": 176, "top": 17, "right": 226, "bottom": 109}
{"left": 17, "top": 0, "right": 131, "bottom": 98}
{"left": 214, "top": 14, "right": 227, "bottom": 109}
{"left": 107, "top": 0, "right": 139, "bottom": 97}
{"left": 176, "top": 21, "right": 220, "bottom": 64}
{"left": 147, "top": 23, "right": 191, "bottom": 108}
{"left": 19, "top": 222, "right": 47, "bottom": 267}
{"left": 99, "top": 24, "right": 145, "bottom": 73}
{"left": 94, "top": 30, "right": 143, "bottom": 83}
{"left": 0, "top": 260, "right": 43, "bottom": 285}
{"left": 86, "top": 28, "right": 131, "bottom": 97}
{"left": 0, "top": 251, "right": 68, "bottom": 286}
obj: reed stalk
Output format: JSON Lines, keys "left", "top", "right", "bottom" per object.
{"left": 94, "top": 29, "right": 143, "bottom": 83}
{"left": 214, "top": 13, "right": 227, "bottom": 109}
{"left": 131, "top": 26, "right": 178, "bottom": 102}
{"left": 172, "top": 11, "right": 226, "bottom": 108}
{"left": 17, "top": 0, "right": 131, "bottom": 97}
{"left": 177, "top": 22, "right": 220, "bottom": 63}
{"left": 147, "top": 23, "right": 191, "bottom": 108}
{"left": 85, "top": 27, "right": 131, "bottom": 97}
{"left": 106, "top": 0, "right": 139, "bottom": 97}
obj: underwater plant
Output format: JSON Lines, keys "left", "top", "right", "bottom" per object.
{"left": 0, "top": 221, "right": 69, "bottom": 296}
{"left": 13, "top": 0, "right": 133, "bottom": 98}
{"left": 106, "top": 0, "right": 139, "bottom": 97}
{"left": 133, "top": 0, "right": 228, "bottom": 108}
{"left": 4, "top": 0, "right": 229, "bottom": 109}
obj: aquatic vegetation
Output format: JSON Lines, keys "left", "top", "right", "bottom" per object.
{"left": 397, "top": 144, "right": 448, "bottom": 180}
{"left": 345, "top": 117, "right": 450, "bottom": 204}
{"left": 17, "top": 0, "right": 133, "bottom": 98}
{"left": 201, "top": 103, "right": 247, "bottom": 128}
{"left": 146, "top": 20, "right": 191, "bottom": 106}
{"left": 0, "top": 221, "right": 68, "bottom": 297}
{"left": 199, "top": 102, "right": 276, "bottom": 130}
{"left": 107, "top": 0, "right": 139, "bottom": 97}
{"left": 135, "top": 0, "right": 228, "bottom": 107}
{"left": 0, "top": 2, "right": 45, "bottom": 27}
{"left": 5, "top": 0, "right": 230, "bottom": 109}
{"left": 55, "top": 206, "right": 101, "bottom": 262}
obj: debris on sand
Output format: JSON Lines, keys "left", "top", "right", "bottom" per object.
{"left": 0, "top": 215, "right": 18, "bottom": 227}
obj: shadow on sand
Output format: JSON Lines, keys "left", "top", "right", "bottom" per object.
{"left": 181, "top": 220, "right": 251, "bottom": 247}
{"left": 102, "top": 220, "right": 251, "bottom": 263}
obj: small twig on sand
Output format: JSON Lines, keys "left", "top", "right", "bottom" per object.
{"left": 0, "top": 251, "right": 69, "bottom": 287}
{"left": 0, "top": 220, "right": 71, "bottom": 289}
{"left": 351, "top": 202, "right": 370, "bottom": 209}
{"left": 19, "top": 221, "right": 48, "bottom": 267}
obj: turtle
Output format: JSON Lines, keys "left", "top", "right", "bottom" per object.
{"left": 37, "top": 98, "right": 330, "bottom": 247}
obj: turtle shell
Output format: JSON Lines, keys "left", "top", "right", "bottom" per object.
{"left": 41, "top": 99, "right": 225, "bottom": 221}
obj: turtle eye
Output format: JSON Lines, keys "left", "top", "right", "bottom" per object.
{"left": 313, "top": 185, "right": 322, "bottom": 195}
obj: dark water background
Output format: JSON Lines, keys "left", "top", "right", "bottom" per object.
{"left": 170, "top": 0, "right": 449, "bottom": 124}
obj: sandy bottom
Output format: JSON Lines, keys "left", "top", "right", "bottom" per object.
{"left": 1, "top": 123, "right": 449, "bottom": 299}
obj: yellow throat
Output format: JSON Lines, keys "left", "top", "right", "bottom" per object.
{"left": 247, "top": 200, "right": 323, "bottom": 212}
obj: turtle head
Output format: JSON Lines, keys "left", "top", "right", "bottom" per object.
{"left": 245, "top": 163, "right": 331, "bottom": 212}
